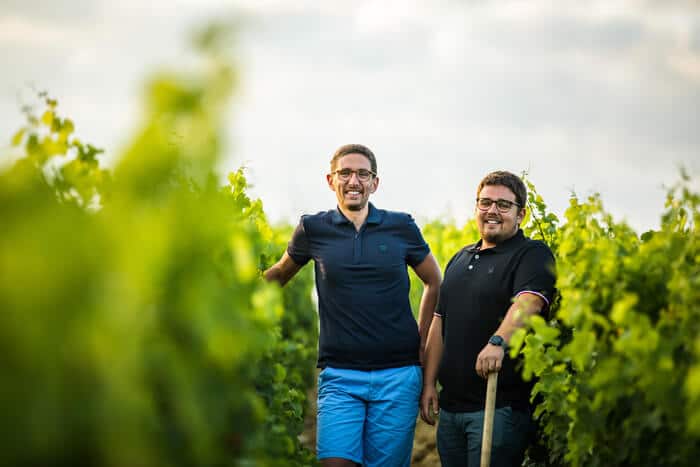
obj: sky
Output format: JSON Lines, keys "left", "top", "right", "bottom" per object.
{"left": 1, "top": 0, "right": 698, "bottom": 233}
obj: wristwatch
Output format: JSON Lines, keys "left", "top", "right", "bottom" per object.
{"left": 488, "top": 335, "right": 506, "bottom": 347}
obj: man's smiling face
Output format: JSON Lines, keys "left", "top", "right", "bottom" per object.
{"left": 327, "top": 153, "right": 378, "bottom": 212}
{"left": 476, "top": 184, "right": 524, "bottom": 248}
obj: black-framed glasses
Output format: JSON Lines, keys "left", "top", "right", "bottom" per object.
{"left": 476, "top": 197, "right": 520, "bottom": 212}
{"left": 332, "top": 168, "right": 376, "bottom": 182}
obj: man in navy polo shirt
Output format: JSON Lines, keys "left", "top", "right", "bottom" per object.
{"left": 419, "top": 171, "right": 556, "bottom": 467}
{"left": 264, "top": 144, "right": 441, "bottom": 467}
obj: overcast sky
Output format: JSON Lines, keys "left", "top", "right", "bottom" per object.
{"left": 1, "top": 0, "right": 698, "bottom": 232}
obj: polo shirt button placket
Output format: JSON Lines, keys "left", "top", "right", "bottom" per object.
{"left": 352, "top": 227, "right": 363, "bottom": 263}
{"left": 468, "top": 253, "right": 479, "bottom": 270}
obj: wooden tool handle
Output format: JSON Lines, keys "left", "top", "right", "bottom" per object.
{"left": 480, "top": 371, "right": 499, "bottom": 467}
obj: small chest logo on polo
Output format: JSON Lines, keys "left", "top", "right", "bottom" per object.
{"left": 378, "top": 244, "right": 388, "bottom": 254}
{"left": 468, "top": 264, "right": 495, "bottom": 273}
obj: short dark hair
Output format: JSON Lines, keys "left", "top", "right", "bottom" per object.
{"left": 330, "top": 144, "right": 377, "bottom": 175}
{"left": 476, "top": 171, "right": 527, "bottom": 208}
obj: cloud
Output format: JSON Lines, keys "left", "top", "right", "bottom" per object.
{"left": 0, "top": 0, "right": 99, "bottom": 25}
{"left": 1, "top": 0, "right": 698, "bottom": 232}
{"left": 228, "top": 1, "right": 699, "bottom": 233}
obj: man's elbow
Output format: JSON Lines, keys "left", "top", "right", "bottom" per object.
{"left": 424, "top": 277, "right": 441, "bottom": 294}
{"left": 516, "top": 293, "right": 546, "bottom": 316}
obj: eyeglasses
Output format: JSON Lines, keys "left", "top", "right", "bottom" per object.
{"left": 476, "top": 197, "right": 520, "bottom": 212}
{"left": 332, "top": 168, "right": 376, "bottom": 182}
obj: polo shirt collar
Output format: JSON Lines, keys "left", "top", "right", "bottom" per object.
{"left": 468, "top": 229, "right": 526, "bottom": 253}
{"left": 331, "top": 203, "right": 383, "bottom": 225}
{"left": 330, "top": 208, "right": 348, "bottom": 224}
{"left": 366, "top": 203, "right": 382, "bottom": 224}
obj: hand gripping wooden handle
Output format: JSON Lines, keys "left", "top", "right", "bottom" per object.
{"left": 480, "top": 372, "right": 499, "bottom": 467}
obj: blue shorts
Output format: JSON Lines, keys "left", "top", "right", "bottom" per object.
{"left": 316, "top": 365, "right": 422, "bottom": 466}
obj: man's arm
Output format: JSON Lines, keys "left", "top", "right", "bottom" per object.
{"left": 475, "top": 292, "right": 546, "bottom": 379}
{"left": 420, "top": 315, "right": 443, "bottom": 425}
{"left": 263, "top": 251, "right": 303, "bottom": 287}
{"left": 412, "top": 253, "right": 441, "bottom": 362}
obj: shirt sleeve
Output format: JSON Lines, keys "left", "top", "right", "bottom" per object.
{"left": 286, "top": 216, "right": 312, "bottom": 266}
{"left": 403, "top": 215, "right": 430, "bottom": 267}
{"left": 512, "top": 242, "right": 557, "bottom": 308}
{"left": 435, "top": 284, "right": 447, "bottom": 318}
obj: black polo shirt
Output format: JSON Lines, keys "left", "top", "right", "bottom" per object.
{"left": 287, "top": 203, "right": 430, "bottom": 370}
{"left": 436, "top": 230, "right": 556, "bottom": 412}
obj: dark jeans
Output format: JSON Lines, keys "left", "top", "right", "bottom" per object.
{"left": 437, "top": 406, "right": 534, "bottom": 467}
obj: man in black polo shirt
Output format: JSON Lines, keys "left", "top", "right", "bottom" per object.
{"left": 419, "top": 171, "right": 556, "bottom": 467}
{"left": 264, "top": 144, "right": 441, "bottom": 467}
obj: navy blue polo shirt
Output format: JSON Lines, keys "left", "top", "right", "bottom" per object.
{"left": 436, "top": 230, "right": 556, "bottom": 412}
{"left": 287, "top": 203, "right": 430, "bottom": 370}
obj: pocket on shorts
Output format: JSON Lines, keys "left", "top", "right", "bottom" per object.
{"left": 405, "top": 365, "right": 422, "bottom": 397}
{"left": 318, "top": 367, "right": 332, "bottom": 390}
{"left": 413, "top": 365, "right": 423, "bottom": 390}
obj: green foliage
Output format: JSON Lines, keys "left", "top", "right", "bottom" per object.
{"left": 408, "top": 219, "right": 479, "bottom": 316}
{"left": 10, "top": 91, "right": 110, "bottom": 208}
{"left": 250, "top": 219, "right": 319, "bottom": 466}
{"left": 0, "top": 27, "right": 317, "bottom": 467}
{"left": 521, "top": 175, "right": 560, "bottom": 252}
{"left": 514, "top": 177, "right": 700, "bottom": 467}
{"left": 4, "top": 21, "right": 697, "bottom": 467}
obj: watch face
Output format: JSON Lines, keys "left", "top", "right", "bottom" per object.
{"left": 489, "top": 335, "right": 505, "bottom": 346}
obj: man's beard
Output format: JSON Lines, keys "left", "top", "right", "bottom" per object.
{"left": 481, "top": 225, "right": 517, "bottom": 244}
{"left": 482, "top": 231, "right": 504, "bottom": 244}
{"left": 346, "top": 200, "right": 366, "bottom": 211}
{"left": 342, "top": 187, "right": 368, "bottom": 211}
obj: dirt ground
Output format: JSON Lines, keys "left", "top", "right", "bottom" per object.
{"left": 301, "top": 378, "right": 441, "bottom": 466}
{"left": 411, "top": 418, "right": 441, "bottom": 466}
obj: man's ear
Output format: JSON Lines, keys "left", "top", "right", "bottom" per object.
{"left": 369, "top": 177, "right": 379, "bottom": 194}
{"left": 326, "top": 173, "right": 335, "bottom": 191}
{"left": 517, "top": 207, "right": 526, "bottom": 224}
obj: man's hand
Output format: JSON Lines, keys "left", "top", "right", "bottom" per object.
{"left": 420, "top": 384, "right": 439, "bottom": 425}
{"left": 474, "top": 292, "right": 547, "bottom": 379}
{"left": 263, "top": 251, "right": 302, "bottom": 286}
{"left": 475, "top": 343, "right": 504, "bottom": 379}
{"left": 421, "top": 315, "right": 443, "bottom": 426}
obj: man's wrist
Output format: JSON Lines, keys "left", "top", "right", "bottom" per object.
{"left": 488, "top": 334, "right": 507, "bottom": 348}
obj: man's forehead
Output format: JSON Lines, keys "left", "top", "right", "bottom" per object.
{"left": 336, "top": 153, "right": 371, "bottom": 168}
{"left": 479, "top": 184, "right": 517, "bottom": 199}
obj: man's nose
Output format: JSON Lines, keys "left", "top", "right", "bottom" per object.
{"left": 486, "top": 202, "right": 500, "bottom": 213}
{"left": 348, "top": 172, "right": 361, "bottom": 183}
